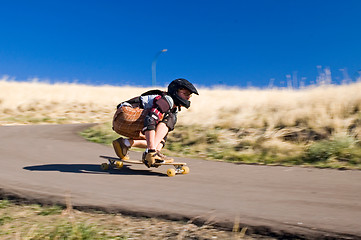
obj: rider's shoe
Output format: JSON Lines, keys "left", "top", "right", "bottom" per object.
{"left": 156, "top": 151, "right": 174, "bottom": 163}
{"left": 112, "top": 137, "right": 130, "bottom": 160}
{"left": 142, "top": 150, "right": 174, "bottom": 168}
{"left": 142, "top": 151, "right": 154, "bottom": 168}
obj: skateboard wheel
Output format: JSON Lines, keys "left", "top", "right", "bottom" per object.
{"left": 115, "top": 161, "right": 123, "bottom": 169}
{"left": 167, "top": 168, "right": 176, "bottom": 177}
{"left": 101, "top": 163, "right": 109, "bottom": 171}
{"left": 181, "top": 166, "right": 190, "bottom": 174}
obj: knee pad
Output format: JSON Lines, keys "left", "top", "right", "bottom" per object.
{"left": 143, "top": 114, "right": 157, "bottom": 131}
{"left": 162, "top": 112, "right": 177, "bottom": 132}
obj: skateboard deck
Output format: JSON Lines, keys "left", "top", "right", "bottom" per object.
{"left": 99, "top": 155, "right": 189, "bottom": 177}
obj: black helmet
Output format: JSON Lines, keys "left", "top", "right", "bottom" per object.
{"left": 167, "top": 78, "right": 199, "bottom": 108}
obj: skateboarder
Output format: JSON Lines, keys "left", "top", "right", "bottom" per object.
{"left": 112, "top": 78, "right": 199, "bottom": 167}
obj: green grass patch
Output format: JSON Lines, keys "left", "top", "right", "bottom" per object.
{"left": 31, "top": 221, "right": 110, "bottom": 240}
{"left": 37, "top": 205, "right": 64, "bottom": 216}
{"left": 0, "top": 199, "right": 10, "bottom": 209}
{"left": 0, "top": 214, "right": 12, "bottom": 226}
{"left": 303, "top": 136, "right": 361, "bottom": 168}
{"left": 2, "top": 115, "right": 71, "bottom": 124}
{"left": 79, "top": 122, "right": 119, "bottom": 145}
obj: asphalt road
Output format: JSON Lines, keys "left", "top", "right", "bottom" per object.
{"left": 0, "top": 124, "right": 360, "bottom": 239}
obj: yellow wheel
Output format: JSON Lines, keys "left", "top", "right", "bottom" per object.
{"left": 167, "top": 168, "right": 176, "bottom": 177}
{"left": 181, "top": 166, "right": 190, "bottom": 174}
{"left": 101, "top": 163, "right": 109, "bottom": 171}
{"left": 115, "top": 161, "right": 123, "bottom": 169}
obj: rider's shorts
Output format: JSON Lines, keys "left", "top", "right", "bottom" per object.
{"left": 112, "top": 105, "right": 148, "bottom": 140}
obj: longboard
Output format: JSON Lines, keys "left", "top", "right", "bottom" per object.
{"left": 99, "top": 155, "right": 189, "bottom": 177}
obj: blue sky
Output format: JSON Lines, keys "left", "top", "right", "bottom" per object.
{"left": 0, "top": 0, "right": 360, "bottom": 88}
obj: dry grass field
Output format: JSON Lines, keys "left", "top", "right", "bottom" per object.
{"left": 2, "top": 79, "right": 361, "bottom": 130}
{"left": 1, "top": 79, "right": 361, "bottom": 169}
{"left": 0, "top": 79, "right": 142, "bottom": 125}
